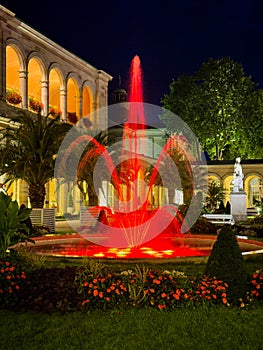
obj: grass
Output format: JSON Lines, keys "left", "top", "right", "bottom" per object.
{"left": 41, "top": 253, "right": 263, "bottom": 277}
{"left": 1, "top": 305, "right": 263, "bottom": 350}
{"left": 3, "top": 232, "right": 263, "bottom": 349}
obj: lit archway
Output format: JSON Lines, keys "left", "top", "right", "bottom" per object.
{"left": 28, "top": 58, "right": 43, "bottom": 112}
{"left": 49, "top": 68, "right": 63, "bottom": 116}
{"left": 67, "top": 78, "right": 79, "bottom": 124}
{"left": 222, "top": 175, "right": 233, "bottom": 205}
{"left": 246, "top": 175, "right": 263, "bottom": 207}
{"left": 6, "top": 45, "right": 22, "bottom": 107}
{"left": 82, "top": 85, "right": 94, "bottom": 122}
{"left": 6, "top": 46, "right": 21, "bottom": 91}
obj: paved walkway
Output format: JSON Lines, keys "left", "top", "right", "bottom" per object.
{"left": 55, "top": 220, "right": 79, "bottom": 232}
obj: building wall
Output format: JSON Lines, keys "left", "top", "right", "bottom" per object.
{"left": 0, "top": 5, "right": 112, "bottom": 210}
{"left": 207, "top": 160, "right": 263, "bottom": 208}
{"left": 0, "top": 5, "right": 112, "bottom": 128}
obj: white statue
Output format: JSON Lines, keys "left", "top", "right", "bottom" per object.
{"left": 233, "top": 157, "right": 244, "bottom": 192}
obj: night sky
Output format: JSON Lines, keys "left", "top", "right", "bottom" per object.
{"left": 1, "top": 0, "right": 263, "bottom": 105}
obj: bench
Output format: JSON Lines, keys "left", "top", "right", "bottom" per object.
{"left": 246, "top": 207, "right": 259, "bottom": 216}
{"left": 80, "top": 206, "right": 100, "bottom": 230}
{"left": 202, "top": 214, "right": 235, "bottom": 225}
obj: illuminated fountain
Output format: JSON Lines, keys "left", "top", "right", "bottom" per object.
{"left": 24, "top": 55, "right": 263, "bottom": 259}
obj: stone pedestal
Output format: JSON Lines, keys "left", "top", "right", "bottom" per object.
{"left": 230, "top": 191, "right": 247, "bottom": 223}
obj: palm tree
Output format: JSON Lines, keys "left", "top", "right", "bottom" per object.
{"left": 76, "top": 129, "right": 115, "bottom": 206}
{"left": 205, "top": 180, "right": 226, "bottom": 212}
{"left": 0, "top": 110, "right": 72, "bottom": 208}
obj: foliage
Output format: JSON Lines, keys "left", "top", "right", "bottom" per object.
{"left": 0, "top": 259, "right": 26, "bottom": 308}
{"left": 204, "top": 180, "right": 226, "bottom": 212}
{"left": 49, "top": 105, "right": 61, "bottom": 117}
{"left": 76, "top": 257, "right": 107, "bottom": 276}
{"left": 15, "top": 266, "right": 79, "bottom": 313}
{"left": 126, "top": 264, "right": 149, "bottom": 306}
{"left": 204, "top": 225, "right": 249, "bottom": 304}
{"left": 144, "top": 133, "right": 199, "bottom": 205}
{"left": 191, "top": 216, "right": 217, "bottom": 234}
{"left": 1, "top": 258, "right": 263, "bottom": 313}
{"left": 5, "top": 89, "right": 22, "bottom": 105}
{"left": 76, "top": 129, "right": 115, "bottom": 206}
{"left": 79, "top": 272, "right": 129, "bottom": 311}
{"left": 14, "top": 245, "right": 47, "bottom": 271}
{"left": 140, "top": 269, "right": 191, "bottom": 310}
{"left": 31, "top": 225, "right": 50, "bottom": 237}
{"left": 248, "top": 214, "right": 263, "bottom": 225}
{"left": 67, "top": 112, "right": 78, "bottom": 124}
{"left": 0, "top": 111, "right": 72, "bottom": 208}
{"left": 0, "top": 192, "right": 33, "bottom": 259}
{"left": 28, "top": 97, "right": 43, "bottom": 113}
{"left": 161, "top": 57, "right": 260, "bottom": 160}
{"left": 190, "top": 275, "right": 229, "bottom": 306}
{"left": 249, "top": 270, "right": 263, "bottom": 301}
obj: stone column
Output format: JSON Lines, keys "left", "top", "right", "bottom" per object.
{"left": 19, "top": 70, "right": 28, "bottom": 109}
{"left": 77, "top": 93, "right": 83, "bottom": 119}
{"left": 41, "top": 80, "right": 48, "bottom": 115}
{"left": 60, "top": 88, "right": 67, "bottom": 121}
{"left": 76, "top": 95, "right": 83, "bottom": 120}
{"left": 0, "top": 29, "right": 6, "bottom": 101}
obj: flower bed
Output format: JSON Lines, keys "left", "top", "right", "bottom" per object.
{"left": 28, "top": 97, "right": 43, "bottom": 113}
{"left": 6, "top": 89, "right": 22, "bottom": 105}
{"left": 1, "top": 260, "right": 262, "bottom": 313}
{"left": 0, "top": 260, "right": 26, "bottom": 308}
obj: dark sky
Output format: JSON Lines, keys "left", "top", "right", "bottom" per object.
{"left": 1, "top": 0, "right": 263, "bottom": 105}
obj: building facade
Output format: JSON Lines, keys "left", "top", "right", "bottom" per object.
{"left": 0, "top": 5, "right": 112, "bottom": 210}
{"left": 0, "top": 5, "right": 262, "bottom": 215}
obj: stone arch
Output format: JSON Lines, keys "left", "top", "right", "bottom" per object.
{"left": 27, "top": 55, "right": 46, "bottom": 112}
{"left": 5, "top": 39, "right": 26, "bottom": 69}
{"left": 48, "top": 66, "right": 64, "bottom": 117}
{"left": 5, "top": 43, "right": 25, "bottom": 101}
{"left": 208, "top": 173, "right": 222, "bottom": 184}
{"left": 245, "top": 173, "right": 263, "bottom": 207}
{"left": 222, "top": 173, "right": 234, "bottom": 205}
{"left": 66, "top": 73, "right": 81, "bottom": 124}
{"left": 82, "top": 81, "right": 95, "bottom": 124}
{"left": 48, "top": 63, "right": 66, "bottom": 88}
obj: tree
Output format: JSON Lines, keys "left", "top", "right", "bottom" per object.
{"left": 204, "top": 180, "right": 225, "bottom": 212}
{"left": 76, "top": 129, "right": 115, "bottom": 206}
{"left": 161, "top": 57, "right": 259, "bottom": 160}
{"left": 0, "top": 111, "right": 72, "bottom": 208}
{"left": 205, "top": 225, "right": 248, "bottom": 304}
{"left": 144, "top": 133, "right": 198, "bottom": 206}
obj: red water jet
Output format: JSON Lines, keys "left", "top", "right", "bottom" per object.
{"left": 48, "top": 55, "right": 209, "bottom": 259}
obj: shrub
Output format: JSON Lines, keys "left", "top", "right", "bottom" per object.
{"left": 28, "top": 97, "right": 43, "bottom": 113}
{"left": 0, "top": 259, "right": 26, "bottom": 308}
{"left": 78, "top": 272, "right": 129, "bottom": 311}
{"left": 191, "top": 275, "right": 229, "bottom": 306}
{"left": 6, "top": 89, "right": 22, "bottom": 105}
{"left": 0, "top": 193, "right": 33, "bottom": 259}
{"left": 16, "top": 266, "right": 79, "bottom": 313}
{"left": 249, "top": 270, "right": 263, "bottom": 301}
{"left": 191, "top": 216, "right": 217, "bottom": 234}
{"left": 204, "top": 225, "right": 249, "bottom": 304}
{"left": 141, "top": 269, "right": 192, "bottom": 310}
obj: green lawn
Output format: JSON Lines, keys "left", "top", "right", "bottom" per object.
{"left": 1, "top": 247, "right": 262, "bottom": 350}
{"left": 1, "top": 305, "right": 263, "bottom": 350}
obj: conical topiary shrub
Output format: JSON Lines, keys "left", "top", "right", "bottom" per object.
{"left": 204, "top": 225, "right": 248, "bottom": 304}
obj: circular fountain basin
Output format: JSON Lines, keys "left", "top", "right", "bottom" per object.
{"left": 18, "top": 233, "right": 263, "bottom": 261}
